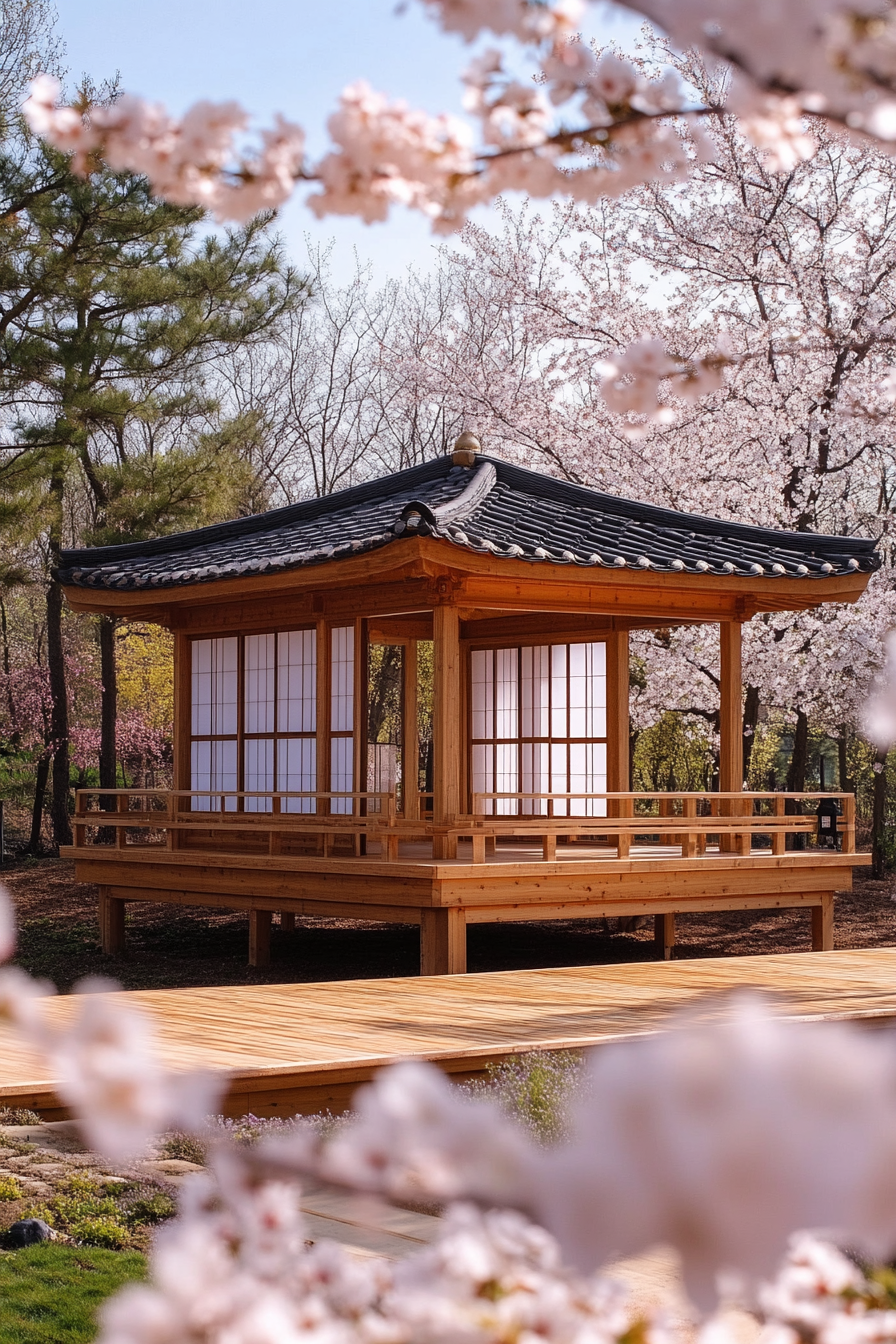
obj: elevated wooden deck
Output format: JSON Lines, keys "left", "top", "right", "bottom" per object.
{"left": 3, "top": 947, "right": 894, "bottom": 1120}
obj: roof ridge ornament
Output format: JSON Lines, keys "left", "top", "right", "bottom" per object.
{"left": 451, "top": 431, "right": 480, "bottom": 466}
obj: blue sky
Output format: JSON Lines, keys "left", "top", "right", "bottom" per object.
{"left": 52, "top": 0, "right": 641, "bottom": 284}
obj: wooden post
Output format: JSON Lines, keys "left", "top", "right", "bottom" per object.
{"left": 99, "top": 887, "right": 126, "bottom": 955}
{"left": 403, "top": 639, "right": 419, "bottom": 820}
{"left": 116, "top": 792, "right": 129, "bottom": 848}
{"left": 842, "top": 793, "right": 856, "bottom": 853}
{"left": 682, "top": 796, "right": 697, "bottom": 858}
{"left": 280, "top": 912, "right": 296, "bottom": 933}
{"left": 432, "top": 602, "right": 460, "bottom": 860}
{"left": 249, "top": 909, "right": 272, "bottom": 967}
{"left": 719, "top": 621, "right": 743, "bottom": 852}
{"left": 811, "top": 893, "right": 834, "bottom": 951}
{"left": 354, "top": 617, "right": 369, "bottom": 857}
{"left": 772, "top": 793, "right": 786, "bottom": 855}
{"left": 606, "top": 629, "right": 630, "bottom": 854}
{"left": 654, "top": 911, "right": 675, "bottom": 960}
{"left": 172, "top": 633, "right": 191, "bottom": 851}
{"left": 316, "top": 619, "right": 330, "bottom": 854}
{"left": 420, "top": 907, "right": 466, "bottom": 975}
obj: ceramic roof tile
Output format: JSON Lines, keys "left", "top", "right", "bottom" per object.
{"left": 57, "top": 454, "right": 880, "bottom": 590}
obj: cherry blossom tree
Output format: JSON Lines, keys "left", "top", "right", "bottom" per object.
{"left": 23, "top": 0, "right": 896, "bottom": 246}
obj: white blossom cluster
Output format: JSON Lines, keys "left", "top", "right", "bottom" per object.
{"left": 24, "top": 0, "right": 896, "bottom": 236}
{"left": 756, "top": 1233, "right": 896, "bottom": 1344}
{"left": 23, "top": 76, "right": 305, "bottom": 223}
{"left": 98, "top": 1186, "right": 667, "bottom": 1344}
{"left": 597, "top": 336, "right": 728, "bottom": 424}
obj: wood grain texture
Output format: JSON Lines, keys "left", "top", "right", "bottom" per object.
{"left": 3, "top": 948, "right": 896, "bottom": 1119}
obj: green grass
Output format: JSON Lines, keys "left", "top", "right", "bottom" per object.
{"left": 0, "top": 1244, "right": 145, "bottom": 1343}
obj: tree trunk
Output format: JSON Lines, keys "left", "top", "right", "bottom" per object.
{"left": 785, "top": 709, "right": 809, "bottom": 792}
{"left": 45, "top": 576, "right": 71, "bottom": 850}
{"left": 742, "top": 684, "right": 760, "bottom": 783}
{"left": 99, "top": 614, "right": 118, "bottom": 793}
{"left": 26, "top": 751, "right": 50, "bottom": 855}
{"left": 837, "top": 726, "right": 852, "bottom": 796}
{"left": 872, "top": 748, "right": 889, "bottom": 879}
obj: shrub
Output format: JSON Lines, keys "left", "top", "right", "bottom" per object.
{"left": 158, "top": 1131, "right": 206, "bottom": 1164}
{"left": 462, "top": 1050, "right": 584, "bottom": 1145}
{"left": 0, "top": 1176, "right": 23, "bottom": 1201}
{"left": 30, "top": 1173, "right": 180, "bottom": 1246}
{"left": 117, "top": 1182, "right": 177, "bottom": 1228}
{"left": 0, "top": 1108, "right": 40, "bottom": 1126}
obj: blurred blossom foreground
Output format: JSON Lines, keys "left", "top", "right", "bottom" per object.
{"left": 1, "top": 878, "right": 896, "bottom": 1342}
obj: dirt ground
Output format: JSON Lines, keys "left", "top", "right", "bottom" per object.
{"left": 1, "top": 857, "right": 894, "bottom": 993}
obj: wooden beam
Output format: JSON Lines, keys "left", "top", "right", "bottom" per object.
{"left": 62, "top": 534, "right": 872, "bottom": 623}
{"left": 433, "top": 602, "right": 461, "bottom": 832}
{"left": 280, "top": 912, "right": 296, "bottom": 933}
{"left": 461, "top": 612, "right": 614, "bottom": 644}
{"left": 249, "top": 909, "right": 272, "bottom": 967}
{"left": 420, "top": 907, "right": 466, "bottom": 975}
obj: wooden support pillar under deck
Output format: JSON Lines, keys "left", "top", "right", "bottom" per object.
{"left": 654, "top": 912, "right": 675, "bottom": 960}
{"left": 99, "top": 886, "right": 125, "bottom": 955}
{"left": 280, "top": 912, "right": 296, "bottom": 933}
{"left": 719, "top": 620, "right": 744, "bottom": 853}
{"left": 249, "top": 909, "right": 272, "bottom": 968}
{"left": 432, "top": 602, "right": 460, "bottom": 860}
{"left": 811, "top": 893, "right": 835, "bottom": 951}
{"left": 420, "top": 908, "right": 466, "bottom": 975}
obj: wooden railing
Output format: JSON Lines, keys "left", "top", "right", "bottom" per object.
{"left": 71, "top": 787, "right": 855, "bottom": 863}
{"left": 469, "top": 790, "right": 855, "bottom": 861}
{"left": 73, "top": 788, "right": 402, "bottom": 858}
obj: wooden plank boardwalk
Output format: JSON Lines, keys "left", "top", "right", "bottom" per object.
{"left": 2, "top": 947, "right": 895, "bottom": 1120}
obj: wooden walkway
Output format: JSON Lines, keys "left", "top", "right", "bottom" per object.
{"left": 2, "top": 948, "right": 896, "bottom": 1119}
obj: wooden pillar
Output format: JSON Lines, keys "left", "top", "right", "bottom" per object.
{"left": 354, "top": 617, "right": 369, "bottom": 856}
{"left": 654, "top": 911, "right": 675, "bottom": 960}
{"left": 606, "top": 629, "right": 630, "bottom": 793}
{"left": 811, "top": 894, "right": 834, "bottom": 951}
{"left": 280, "top": 912, "right": 296, "bottom": 933}
{"left": 403, "top": 639, "right": 419, "bottom": 820}
{"left": 249, "top": 909, "right": 272, "bottom": 967}
{"left": 606, "top": 629, "right": 631, "bottom": 856}
{"left": 172, "top": 633, "right": 191, "bottom": 849}
{"left": 432, "top": 603, "right": 460, "bottom": 859}
{"left": 99, "top": 887, "right": 126, "bottom": 955}
{"left": 719, "top": 621, "right": 743, "bottom": 792}
{"left": 719, "top": 621, "right": 743, "bottom": 852}
{"left": 420, "top": 907, "right": 466, "bottom": 975}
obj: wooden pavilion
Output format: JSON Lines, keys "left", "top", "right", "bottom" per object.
{"left": 58, "top": 437, "right": 878, "bottom": 974}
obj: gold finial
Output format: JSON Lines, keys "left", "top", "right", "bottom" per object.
{"left": 452, "top": 431, "right": 480, "bottom": 466}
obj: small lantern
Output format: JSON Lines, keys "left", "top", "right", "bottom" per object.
{"left": 816, "top": 797, "right": 840, "bottom": 849}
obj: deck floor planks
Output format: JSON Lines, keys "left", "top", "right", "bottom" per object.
{"left": 1, "top": 948, "right": 895, "bottom": 1116}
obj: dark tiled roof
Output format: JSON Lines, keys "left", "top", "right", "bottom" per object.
{"left": 57, "top": 454, "right": 880, "bottom": 591}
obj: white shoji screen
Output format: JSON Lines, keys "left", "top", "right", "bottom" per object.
{"left": 190, "top": 637, "right": 238, "bottom": 808}
{"left": 471, "top": 641, "right": 607, "bottom": 816}
{"left": 190, "top": 629, "right": 318, "bottom": 813}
